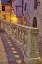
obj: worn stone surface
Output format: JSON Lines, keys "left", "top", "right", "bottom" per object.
{"left": 24, "top": 28, "right": 41, "bottom": 64}
{"left": 0, "top": 37, "right": 8, "bottom": 64}
{"left": 0, "top": 32, "right": 25, "bottom": 64}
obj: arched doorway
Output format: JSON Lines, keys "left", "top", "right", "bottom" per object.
{"left": 33, "top": 17, "right": 37, "bottom": 27}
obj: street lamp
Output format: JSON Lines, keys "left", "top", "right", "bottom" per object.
{"left": 11, "top": 14, "right": 18, "bottom": 24}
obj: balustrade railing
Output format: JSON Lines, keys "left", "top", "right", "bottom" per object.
{"left": 0, "top": 19, "right": 41, "bottom": 64}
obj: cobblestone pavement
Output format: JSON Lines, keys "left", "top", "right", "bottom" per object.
{"left": 0, "top": 32, "right": 25, "bottom": 64}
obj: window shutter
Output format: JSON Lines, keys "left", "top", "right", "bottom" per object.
{"left": 24, "top": 3, "right": 27, "bottom": 11}
{"left": 34, "top": 0, "right": 38, "bottom": 9}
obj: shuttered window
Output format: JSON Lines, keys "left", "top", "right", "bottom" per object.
{"left": 34, "top": 0, "right": 38, "bottom": 9}
{"left": 2, "top": 6, "right": 5, "bottom": 11}
{"left": 24, "top": 3, "right": 27, "bottom": 11}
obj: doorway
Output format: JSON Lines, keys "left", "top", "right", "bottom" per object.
{"left": 33, "top": 17, "right": 37, "bottom": 27}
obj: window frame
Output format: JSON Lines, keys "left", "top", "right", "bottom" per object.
{"left": 2, "top": 6, "right": 5, "bottom": 11}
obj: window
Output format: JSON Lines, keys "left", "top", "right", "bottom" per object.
{"left": 2, "top": 6, "right": 5, "bottom": 11}
{"left": 34, "top": 0, "right": 38, "bottom": 9}
{"left": 33, "top": 17, "right": 37, "bottom": 27}
{"left": 24, "top": 3, "right": 27, "bottom": 11}
{"left": 22, "top": 0, "right": 24, "bottom": 14}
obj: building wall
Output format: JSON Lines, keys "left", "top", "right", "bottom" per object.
{"left": 37, "top": 0, "right": 42, "bottom": 36}
{"left": 12, "top": 0, "right": 23, "bottom": 24}
{"left": 12, "top": 0, "right": 16, "bottom": 15}
{"left": 11, "top": 0, "right": 42, "bottom": 36}
{"left": 23, "top": 0, "right": 34, "bottom": 26}
{"left": 2, "top": 4, "right": 11, "bottom": 21}
{"left": 16, "top": 0, "right": 22, "bottom": 17}
{"left": 0, "top": 0, "right": 2, "bottom": 18}
{"left": 23, "top": 0, "right": 42, "bottom": 37}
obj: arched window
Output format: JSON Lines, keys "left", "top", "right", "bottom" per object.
{"left": 33, "top": 17, "right": 37, "bottom": 27}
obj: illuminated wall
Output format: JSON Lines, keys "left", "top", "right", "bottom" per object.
{"left": 12, "top": 0, "right": 23, "bottom": 24}
{"left": 2, "top": 4, "right": 11, "bottom": 21}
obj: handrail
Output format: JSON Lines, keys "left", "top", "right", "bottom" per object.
{"left": 0, "top": 19, "right": 41, "bottom": 64}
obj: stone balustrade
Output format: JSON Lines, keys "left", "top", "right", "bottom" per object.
{"left": 0, "top": 19, "right": 41, "bottom": 64}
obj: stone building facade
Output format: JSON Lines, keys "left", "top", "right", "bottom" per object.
{"left": 12, "top": 0, "right": 16, "bottom": 15}
{"left": 12, "top": 0, "right": 42, "bottom": 41}
{"left": 12, "top": 0, "right": 23, "bottom": 24}
{"left": 2, "top": 0, "right": 11, "bottom": 21}
{"left": 23, "top": 0, "right": 42, "bottom": 41}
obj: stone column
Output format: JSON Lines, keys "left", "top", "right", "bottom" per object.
{"left": 24, "top": 28, "right": 41, "bottom": 64}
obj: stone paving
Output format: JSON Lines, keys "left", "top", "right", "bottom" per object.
{"left": 0, "top": 37, "right": 8, "bottom": 64}
{"left": 0, "top": 32, "right": 25, "bottom": 64}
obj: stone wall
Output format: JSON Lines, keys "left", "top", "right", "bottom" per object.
{"left": 23, "top": 0, "right": 42, "bottom": 41}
